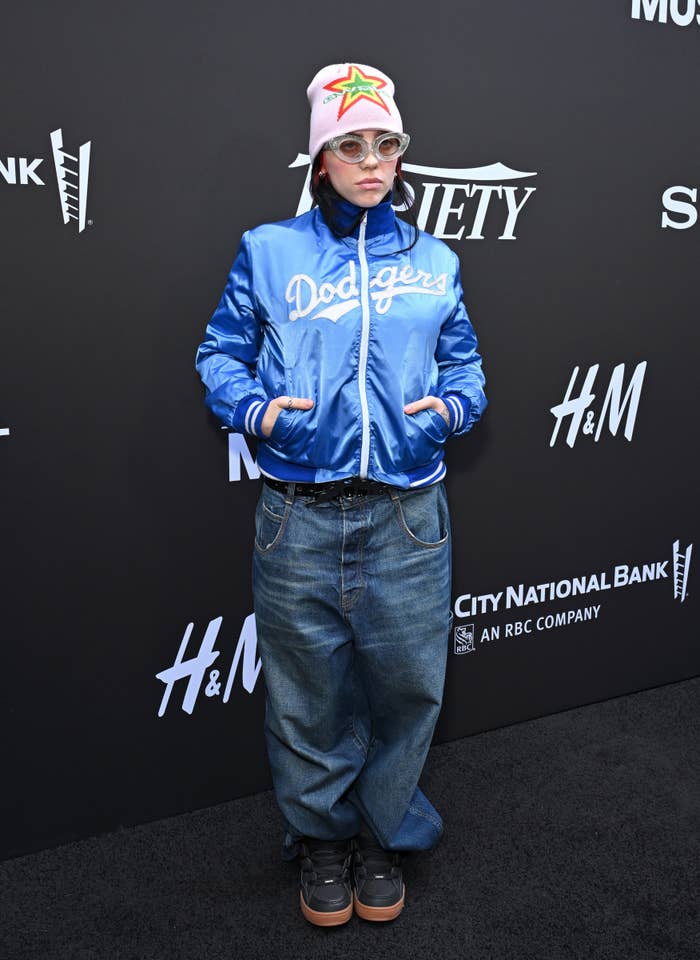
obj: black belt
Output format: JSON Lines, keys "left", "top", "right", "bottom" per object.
{"left": 264, "top": 476, "right": 394, "bottom": 503}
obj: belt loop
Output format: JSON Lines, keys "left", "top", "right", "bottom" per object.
{"left": 285, "top": 482, "right": 296, "bottom": 505}
{"left": 388, "top": 487, "right": 400, "bottom": 503}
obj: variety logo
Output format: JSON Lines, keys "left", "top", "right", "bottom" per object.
{"left": 290, "top": 155, "right": 537, "bottom": 241}
{"left": 631, "top": 0, "right": 700, "bottom": 25}
{"left": 1, "top": 127, "right": 91, "bottom": 233}
{"left": 156, "top": 613, "right": 262, "bottom": 717}
{"left": 549, "top": 362, "right": 647, "bottom": 448}
{"left": 453, "top": 539, "right": 692, "bottom": 648}
{"left": 661, "top": 186, "right": 697, "bottom": 230}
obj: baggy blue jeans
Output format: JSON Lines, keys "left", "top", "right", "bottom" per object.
{"left": 252, "top": 480, "right": 451, "bottom": 860}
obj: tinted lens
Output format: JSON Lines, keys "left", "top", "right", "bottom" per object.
{"left": 377, "top": 135, "right": 403, "bottom": 158}
{"left": 336, "top": 138, "right": 365, "bottom": 161}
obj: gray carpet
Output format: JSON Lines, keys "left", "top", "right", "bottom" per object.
{"left": 1, "top": 677, "right": 699, "bottom": 960}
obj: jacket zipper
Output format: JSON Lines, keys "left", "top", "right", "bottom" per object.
{"left": 357, "top": 214, "right": 371, "bottom": 479}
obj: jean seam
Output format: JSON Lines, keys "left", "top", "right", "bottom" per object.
{"left": 350, "top": 649, "right": 369, "bottom": 755}
{"left": 351, "top": 727, "right": 368, "bottom": 755}
{"left": 407, "top": 802, "right": 443, "bottom": 831}
{"left": 340, "top": 506, "right": 366, "bottom": 612}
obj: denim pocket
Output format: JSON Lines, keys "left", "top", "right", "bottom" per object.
{"left": 393, "top": 483, "right": 449, "bottom": 549}
{"left": 254, "top": 486, "right": 291, "bottom": 553}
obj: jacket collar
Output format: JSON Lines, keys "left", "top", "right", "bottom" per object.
{"left": 332, "top": 195, "right": 396, "bottom": 240}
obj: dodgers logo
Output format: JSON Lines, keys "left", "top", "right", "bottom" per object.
{"left": 285, "top": 261, "right": 449, "bottom": 323}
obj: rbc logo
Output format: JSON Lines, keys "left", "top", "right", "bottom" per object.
{"left": 454, "top": 624, "right": 476, "bottom": 655}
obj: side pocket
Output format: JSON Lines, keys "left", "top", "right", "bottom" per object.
{"left": 393, "top": 484, "right": 449, "bottom": 549}
{"left": 254, "top": 487, "right": 292, "bottom": 553}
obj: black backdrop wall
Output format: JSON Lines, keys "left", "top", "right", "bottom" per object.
{"left": 1, "top": 1, "right": 697, "bottom": 860}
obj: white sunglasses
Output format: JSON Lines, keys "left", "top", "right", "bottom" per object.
{"left": 323, "top": 132, "right": 411, "bottom": 164}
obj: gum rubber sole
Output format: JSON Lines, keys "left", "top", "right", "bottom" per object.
{"left": 353, "top": 884, "right": 405, "bottom": 922}
{"left": 300, "top": 891, "right": 353, "bottom": 927}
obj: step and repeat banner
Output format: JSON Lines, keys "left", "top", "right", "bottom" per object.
{"left": 1, "top": 1, "right": 697, "bottom": 859}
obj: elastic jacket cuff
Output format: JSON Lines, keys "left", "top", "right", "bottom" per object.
{"left": 233, "top": 396, "right": 272, "bottom": 436}
{"left": 442, "top": 393, "right": 472, "bottom": 434}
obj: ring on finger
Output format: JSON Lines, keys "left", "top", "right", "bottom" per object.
{"left": 286, "top": 396, "right": 294, "bottom": 410}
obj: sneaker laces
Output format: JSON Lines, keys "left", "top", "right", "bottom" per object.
{"left": 356, "top": 836, "right": 400, "bottom": 878}
{"left": 303, "top": 840, "right": 350, "bottom": 882}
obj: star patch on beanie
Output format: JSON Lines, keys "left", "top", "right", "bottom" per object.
{"left": 307, "top": 62, "right": 404, "bottom": 162}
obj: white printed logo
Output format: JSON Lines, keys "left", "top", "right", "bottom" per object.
{"left": 631, "top": 0, "right": 700, "bottom": 26}
{"left": 673, "top": 540, "right": 692, "bottom": 602}
{"left": 285, "top": 260, "right": 449, "bottom": 324}
{"left": 454, "top": 624, "right": 476, "bottom": 654}
{"left": 156, "top": 614, "right": 262, "bottom": 716}
{"left": 290, "top": 155, "right": 537, "bottom": 241}
{"left": 549, "top": 362, "right": 647, "bottom": 448}
{"left": 454, "top": 540, "right": 693, "bottom": 620}
{"left": 0, "top": 156, "right": 44, "bottom": 184}
{"left": 661, "top": 186, "right": 697, "bottom": 230}
{"left": 227, "top": 432, "right": 260, "bottom": 481}
{"left": 50, "top": 129, "right": 91, "bottom": 233}
{"left": 1, "top": 128, "right": 91, "bottom": 233}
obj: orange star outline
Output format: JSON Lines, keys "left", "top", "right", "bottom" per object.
{"left": 323, "top": 64, "right": 391, "bottom": 121}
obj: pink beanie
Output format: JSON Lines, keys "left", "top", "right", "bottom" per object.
{"left": 307, "top": 62, "right": 404, "bottom": 162}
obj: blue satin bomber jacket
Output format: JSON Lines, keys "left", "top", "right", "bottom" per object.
{"left": 195, "top": 197, "right": 487, "bottom": 489}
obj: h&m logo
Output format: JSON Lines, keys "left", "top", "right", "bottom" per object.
{"left": 156, "top": 614, "right": 262, "bottom": 717}
{"left": 631, "top": 0, "right": 700, "bottom": 25}
{"left": 228, "top": 432, "right": 259, "bottom": 482}
{"left": 549, "top": 362, "right": 647, "bottom": 448}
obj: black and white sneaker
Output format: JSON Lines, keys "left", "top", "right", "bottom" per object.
{"left": 299, "top": 839, "right": 353, "bottom": 926}
{"left": 352, "top": 834, "right": 405, "bottom": 921}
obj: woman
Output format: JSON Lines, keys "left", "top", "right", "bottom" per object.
{"left": 196, "top": 62, "right": 487, "bottom": 926}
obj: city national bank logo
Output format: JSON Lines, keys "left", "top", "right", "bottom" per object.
{"left": 1, "top": 128, "right": 91, "bottom": 233}
{"left": 673, "top": 540, "right": 692, "bottom": 603}
{"left": 452, "top": 539, "right": 692, "bottom": 647}
{"left": 289, "top": 155, "right": 537, "bottom": 241}
{"left": 631, "top": 0, "right": 700, "bottom": 26}
{"left": 549, "top": 361, "right": 646, "bottom": 448}
{"left": 156, "top": 614, "right": 262, "bottom": 717}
